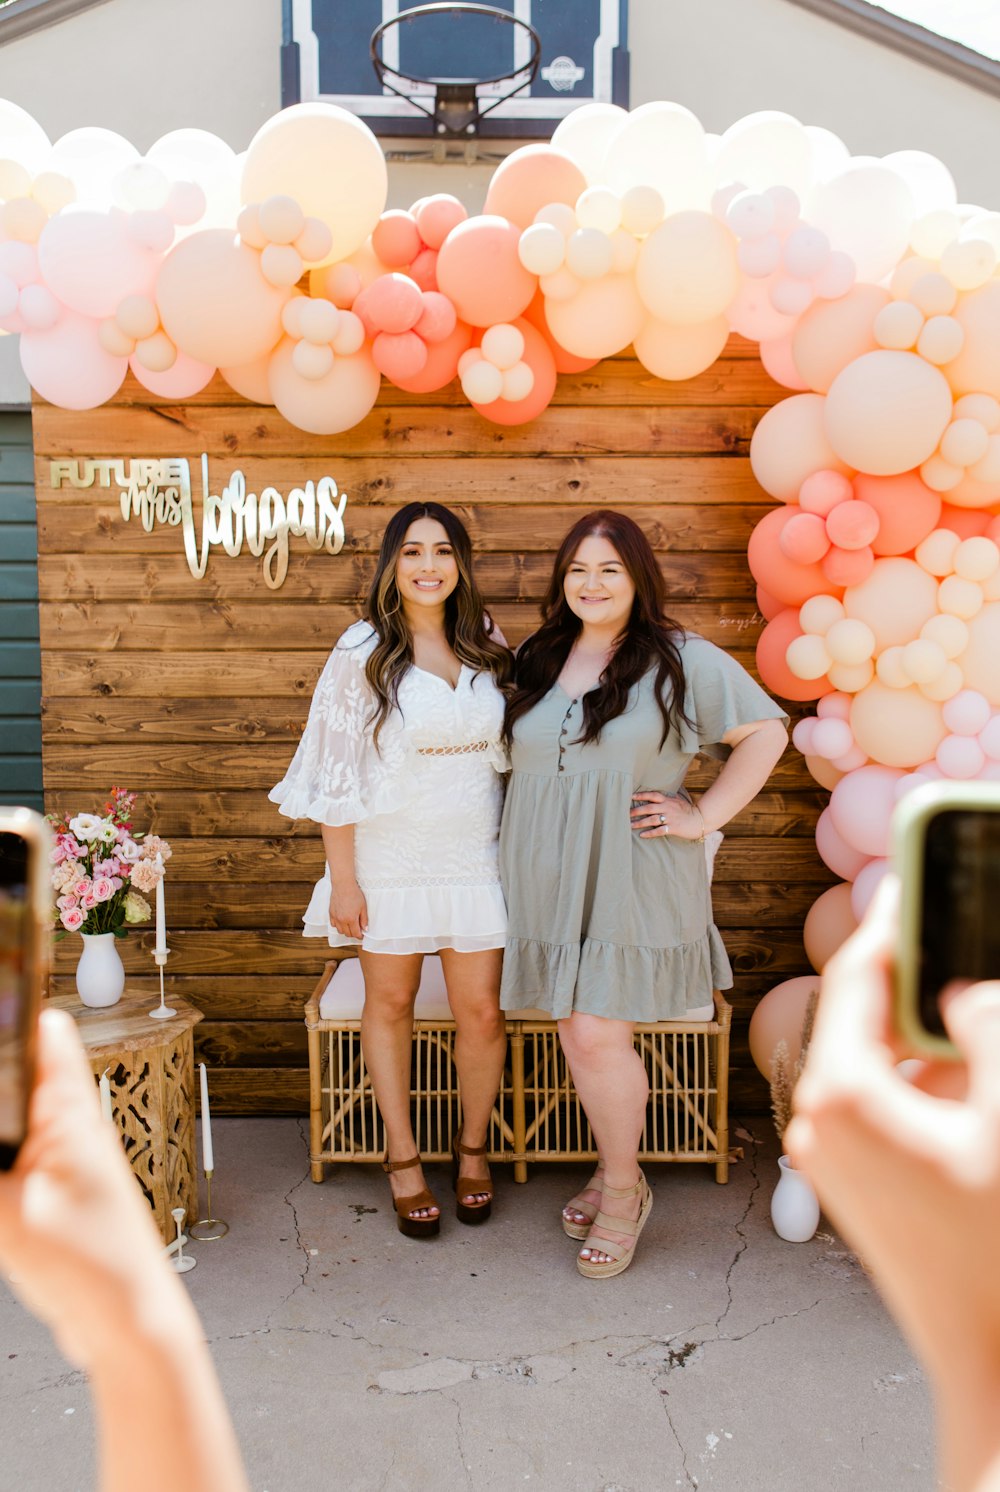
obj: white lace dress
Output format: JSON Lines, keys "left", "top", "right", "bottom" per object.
{"left": 269, "top": 620, "right": 508, "bottom": 954}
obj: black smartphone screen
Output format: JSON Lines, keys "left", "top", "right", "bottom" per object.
{"left": 0, "top": 831, "right": 30, "bottom": 1163}
{"left": 921, "top": 809, "right": 1000, "bottom": 1037}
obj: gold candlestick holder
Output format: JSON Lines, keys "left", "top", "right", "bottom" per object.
{"left": 189, "top": 1170, "right": 229, "bottom": 1241}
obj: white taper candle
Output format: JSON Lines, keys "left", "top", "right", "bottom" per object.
{"left": 199, "top": 1061, "right": 214, "bottom": 1172}
{"left": 99, "top": 1069, "right": 113, "bottom": 1123}
{"left": 154, "top": 853, "right": 167, "bottom": 957}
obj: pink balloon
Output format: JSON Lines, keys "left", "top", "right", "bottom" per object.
{"left": 469, "top": 317, "right": 557, "bottom": 427}
{"left": 371, "top": 210, "right": 421, "bottom": 268}
{"left": 414, "top": 195, "right": 467, "bottom": 250}
{"left": 815, "top": 806, "right": 871, "bottom": 881}
{"left": 759, "top": 335, "right": 809, "bottom": 390}
{"left": 37, "top": 208, "right": 159, "bottom": 319}
{"left": 129, "top": 350, "right": 215, "bottom": 398}
{"left": 938, "top": 503, "right": 993, "bottom": 540}
{"left": 830, "top": 743, "right": 869, "bottom": 772}
{"left": 779, "top": 510, "right": 830, "bottom": 564}
{"left": 811, "top": 717, "right": 854, "bottom": 758}
{"left": 748, "top": 507, "right": 839, "bottom": 608}
{"left": 850, "top": 857, "right": 889, "bottom": 920}
{"left": 821, "top": 544, "right": 875, "bottom": 587}
{"left": 800, "top": 470, "right": 853, "bottom": 517}
{"left": 748, "top": 975, "right": 824, "bottom": 1077}
{"left": 825, "top": 499, "right": 879, "bottom": 551}
{"left": 829, "top": 764, "right": 904, "bottom": 856}
{"left": 20, "top": 309, "right": 127, "bottom": 409}
{"left": 436, "top": 216, "right": 536, "bottom": 327}
{"left": 387, "top": 320, "right": 473, "bottom": 394}
{"left": 355, "top": 273, "right": 423, "bottom": 334}
{"left": 980, "top": 714, "right": 1000, "bottom": 759}
{"left": 157, "top": 230, "right": 287, "bottom": 367}
{"left": 415, "top": 290, "right": 457, "bottom": 344}
{"left": 817, "top": 692, "right": 853, "bottom": 721}
{"left": 942, "top": 689, "right": 991, "bottom": 736}
{"left": 756, "top": 584, "right": 784, "bottom": 621}
{"left": 791, "top": 718, "right": 816, "bottom": 754}
{"left": 853, "top": 472, "right": 942, "bottom": 556}
{"left": 372, "top": 329, "right": 428, "bottom": 381}
{"left": 409, "top": 248, "right": 439, "bottom": 291}
{"left": 936, "top": 734, "right": 986, "bottom": 778}
{"left": 483, "top": 146, "right": 587, "bottom": 231}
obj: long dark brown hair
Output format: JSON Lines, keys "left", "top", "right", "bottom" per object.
{"left": 504, "top": 510, "right": 692, "bottom": 748}
{"left": 359, "top": 502, "right": 512, "bottom": 748}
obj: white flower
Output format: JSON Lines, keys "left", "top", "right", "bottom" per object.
{"left": 68, "top": 813, "right": 106, "bottom": 842}
{"left": 118, "top": 837, "right": 142, "bottom": 863}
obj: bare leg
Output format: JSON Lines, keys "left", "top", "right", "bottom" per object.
{"left": 359, "top": 951, "right": 438, "bottom": 1221}
{"left": 439, "top": 947, "right": 506, "bottom": 1206}
{"left": 558, "top": 1013, "right": 648, "bottom": 1265}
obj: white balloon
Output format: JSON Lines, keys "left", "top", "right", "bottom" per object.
{"left": 48, "top": 128, "right": 140, "bottom": 209}
{"left": 604, "top": 102, "right": 711, "bottom": 211}
{"left": 808, "top": 165, "right": 915, "bottom": 284}
{"left": 881, "top": 150, "right": 957, "bottom": 216}
{"left": 518, "top": 223, "right": 566, "bottom": 276}
{"left": 550, "top": 102, "right": 628, "bottom": 185}
{"left": 713, "top": 112, "right": 812, "bottom": 199}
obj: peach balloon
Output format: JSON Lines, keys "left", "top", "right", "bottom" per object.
{"left": 748, "top": 975, "right": 823, "bottom": 1079}
{"left": 636, "top": 212, "right": 739, "bottom": 325}
{"left": 803, "top": 883, "right": 858, "bottom": 972}
{"left": 130, "top": 350, "right": 215, "bottom": 398}
{"left": 436, "top": 216, "right": 535, "bottom": 327}
{"left": 944, "top": 280, "right": 1000, "bottom": 399}
{"left": 241, "top": 103, "right": 387, "bottom": 266}
{"left": 521, "top": 291, "right": 600, "bottom": 374}
{"left": 822, "top": 544, "right": 875, "bottom": 588}
{"left": 414, "top": 195, "right": 467, "bottom": 250}
{"left": 825, "top": 351, "right": 953, "bottom": 476}
{"left": 816, "top": 806, "right": 872, "bottom": 879}
{"left": 468, "top": 318, "right": 556, "bottom": 426}
{"left": 219, "top": 354, "right": 273, "bottom": 403}
{"left": 805, "top": 754, "right": 845, "bottom": 790}
{"left": 748, "top": 507, "right": 838, "bottom": 609}
{"left": 757, "top": 585, "right": 784, "bottom": 621}
{"left": 19, "top": 309, "right": 127, "bottom": 409}
{"left": 372, "top": 330, "right": 427, "bottom": 381}
{"left": 844, "top": 556, "right": 939, "bottom": 649}
{"left": 372, "top": 210, "right": 421, "bottom": 267}
{"left": 780, "top": 511, "right": 830, "bottom": 564}
{"left": 958, "top": 602, "right": 1000, "bottom": 704}
{"left": 851, "top": 472, "right": 941, "bottom": 555}
{"left": 387, "top": 319, "right": 473, "bottom": 394}
{"left": 483, "top": 146, "right": 587, "bottom": 231}
{"left": 756, "top": 607, "right": 834, "bottom": 701}
{"left": 825, "top": 500, "right": 879, "bottom": 550}
{"left": 759, "top": 335, "right": 809, "bottom": 390}
{"left": 750, "top": 393, "right": 852, "bottom": 504}
{"left": 633, "top": 314, "right": 730, "bottom": 380}
{"left": 850, "top": 682, "right": 947, "bottom": 767}
{"left": 791, "top": 285, "right": 889, "bottom": 394}
{"left": 543, "top": 274, "right": 646, "bottom": 361}
{"left": 157, "top": 231, "right": 287, "bottom": 367}
{"left": 267, "top": 337, "right": 381, "bottom": 435}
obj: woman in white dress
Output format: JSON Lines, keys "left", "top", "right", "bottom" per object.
{"left": 270, "top": 503, "right": 512, "bottom": 1238}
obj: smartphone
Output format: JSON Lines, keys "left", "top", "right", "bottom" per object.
{"left": 0, "top": 807, "right": 51, "bottom": 1169}
{"left": 893, "top": 780, "right": 1000, "bottom": 1058}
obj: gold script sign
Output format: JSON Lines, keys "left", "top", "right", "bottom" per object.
{"left": 49, "top": 456, "right": 349, "bottom": 589}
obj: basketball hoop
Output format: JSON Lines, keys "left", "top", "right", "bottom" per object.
{"left": 371, "top": 2, "right": 541, "bottom": 138}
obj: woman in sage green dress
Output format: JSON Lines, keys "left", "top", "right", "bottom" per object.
{"left": 500, "top": 510, "right": 788, "bottom": 1279}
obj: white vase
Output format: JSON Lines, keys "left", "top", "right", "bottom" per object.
{"left": 76, "top": 931, "right": 126, "bottom": 1008}
{"left": 770, "top": 1154, "right": 820, "bottom": 1242}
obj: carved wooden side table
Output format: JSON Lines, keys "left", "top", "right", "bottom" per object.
{"left": 49, "top": 991, "right": 203, "bottom": 1244}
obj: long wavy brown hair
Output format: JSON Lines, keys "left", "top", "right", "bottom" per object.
{"left": 503, "top": 510, "right": 692, "bottom": 748}
{"left": 359, "top": 502, "right": 512, "bottom": 748}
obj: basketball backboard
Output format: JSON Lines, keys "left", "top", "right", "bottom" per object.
{"left": 281, "top": 0, "right": 630, "bottom": 138}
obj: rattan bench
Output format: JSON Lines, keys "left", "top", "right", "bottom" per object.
{"left": 305, "top": 956, "right": 732, "bottom": 1185}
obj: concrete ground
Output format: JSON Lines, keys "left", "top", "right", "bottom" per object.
{"left": 1, "top": 1118, "right": 936, "bottom": 1492}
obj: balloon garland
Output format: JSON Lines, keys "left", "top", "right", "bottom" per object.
{"left": 3, "top": 95, "right": 1000, "bottom": 987}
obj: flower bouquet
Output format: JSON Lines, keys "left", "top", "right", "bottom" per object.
{"left": 48, "top": 788, "right": 172, "bottom": 1007}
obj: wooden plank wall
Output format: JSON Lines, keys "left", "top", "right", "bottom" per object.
{"left": 34, "top": 339, "right": 831, "bottom": 1115}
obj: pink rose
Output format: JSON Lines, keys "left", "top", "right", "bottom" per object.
{"left": 51, "top": 842, "right": 69, "bottom": 865}
{"left": 63, "top": 836, "right": 85, "bottom": 859}
{"left": 56, "top": 893, "right": 79, "bottom": 911}
{"left": 92, "top": 876, "right": 116, "bottom": 902}
{"left": 60, "top": 906, "right": 85, "bottom": 932}
{"left": 79, "top": 884, "right": 97, "bottom": 910}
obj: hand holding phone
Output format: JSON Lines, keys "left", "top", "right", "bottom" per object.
{"left": 0, "top": 807, "right": 50, "bottom": 1170}
{"left": 892, "top": 781, "right": 1000, "bottom": 1058}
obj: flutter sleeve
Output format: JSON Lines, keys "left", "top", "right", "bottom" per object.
{"left": 675, "top": 634, "right": 789, "bottom": 761}
{"left": 269, "top": 621, "right": 418, "bottom": 825}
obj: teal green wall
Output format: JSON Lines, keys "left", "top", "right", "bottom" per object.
{"left": 0, "top": 412, "right": 41, "bottom": 812}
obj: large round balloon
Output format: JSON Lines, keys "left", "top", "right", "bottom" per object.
{"left": 803, "top": 883, "right": 858, "bottom": 972}
{"left": 749, "top": 508, "right": 838, "bottom": 609}
{"left": 157, "top": 231, "right": 288, "bottom": 367}
{"left": 958, "top": 602, "right": 1000, "bottom": 705}
{"left": 436, "top": 216, "right": 535, "bottom": 327}
{"left": 634, "top": 315, "right": 730, "bottom": 380}
{"left": 756, "top": 606, "right": 834, "bottom": 700}
{"left": 636, "top": 212, "right": 738, "bottom": 325}
{"left": 20, "top": 310, "right": 128, "bottom": 409}
{"left": 241, "top": 103, "right": 387, "bottom": 266}
{"left": 469, "top": 318, "right": 556, "bottom": 425}
{"left": 843, "top": 556, "right": 938, "bottom": 650}
{"left": 790, "top": 285, "right": 889, "bottom": 394}
{"left": 37, "top": 209, "right": 159, "bottom": 319}
{"left": 603, "top": 102, "right": 710, "bottom": 209}
{"left": 522, "top": 291, "right": 600, "bottom": 373}
{"left": 748, "top": 975, "right": 821, "bottom": 1078}
{"left": 388, "top": 320, "right": 473, "bottom": 393}
{"left": 267, "top": 337, "right": 381, "bottom": 435}
{"left": 850, "top": 682, "right": 946, "bottom": 768}
{"left": 944, "top": 281, "right": 1000, "bottom": 400}
{"left": 851, "top": 471, "right": 941, "bottom": 555}
{"left": 824, "top": 351, "right": 953, "bottom": 475}
{"left": 550, "top": 102, "right": 628, "bottom": 184}
{"left": 715, "top": 111, "right": 812, "bottom": 198}
{"left": 815, "top": 806, "right": 871, "bottom": 880}
{"left": 483, "top": 145, "right": 587, "bottom": 230}
{"left": 130, "top": 350, "right": 215, "bottom": 398}
{"left": 808, "top": 164, "right": 914, "bottom": 283}
{"left": 543, "top": 274, "right": 646, "bottom": 361}
{"left": 750, "top": 393, "right": 851, "bottom": 503}
{"left": 829, "top": 764, "right": 904, "bottom": 857}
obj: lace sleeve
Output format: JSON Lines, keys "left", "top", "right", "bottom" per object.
{"left": 270, "top": 622, "right": 421, "bottom": 825}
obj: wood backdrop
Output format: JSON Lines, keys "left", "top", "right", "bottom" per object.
{"left": 33, "top": 339, "right": 832, "bottom": 1115}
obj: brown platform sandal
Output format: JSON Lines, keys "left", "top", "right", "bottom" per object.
{"left": 451, "top": 1132, "right": 494, "bottom": 1225}
{"left": 577, "top": 1172, "right": 653, "bottom": 1280}
{"left": 561, "top": 1164, "right": 605, "bottom": 1240}
{"left": 382, "top": 1154, "right": 440, "bottom": 1239}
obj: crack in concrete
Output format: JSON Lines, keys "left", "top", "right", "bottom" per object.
{"left": 449, "top": 1393, "right": 475, "bottom": 1489}
{"left": 657, "top": 1388, "right": 699, "bottom": 1490}
{"left": 724, "top": 1297, "right": 823, "bottom": 1345}
{"left": 259, "top": 1120, "right": 314, "bottom": 1331}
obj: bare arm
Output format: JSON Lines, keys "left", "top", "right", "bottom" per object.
{"left": 632, "top": 717, "right": 788, "bottom": 840}
{"left": 0, "top": 1011, "right": 247, "bottom": 1492}
{"left": 321, "top": 823, "right": 368, "bottom": 940}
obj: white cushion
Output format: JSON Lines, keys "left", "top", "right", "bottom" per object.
{"left": 318, "top": 955, "right": 453, "bottom": 1020}
{"left": 514, "top": 1001, "right": 715, "bottom": 1024}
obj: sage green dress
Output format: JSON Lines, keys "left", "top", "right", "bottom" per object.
{"left": 499, "top": 634, "right": 788, "bottom": 1022}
